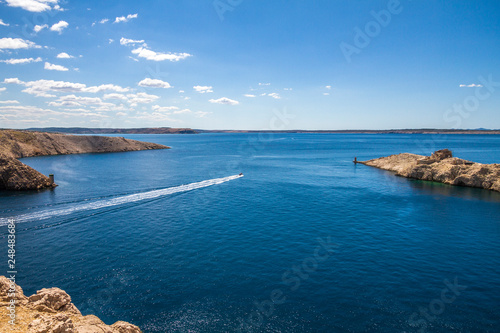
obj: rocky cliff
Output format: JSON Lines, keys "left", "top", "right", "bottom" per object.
{"left": 0, "top": 157, "right": 56, "bottom": 191}
{"left": 360, "top": 149, "right": 500, "bottom": 192}
{"left": 0, "top": 130, "right": 169, "bottom": 191}
{"left": 0, "top": 276, "right": 141, "bottom": 332}
{"left": 0, "top": 130, "right": 169, "bottom": 159}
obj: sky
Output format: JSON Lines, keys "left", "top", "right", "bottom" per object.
{"left": 0, "top": 0, "right": 499, "bottom": 130}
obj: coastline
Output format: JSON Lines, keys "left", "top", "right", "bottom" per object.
{"left": 359, "top": 149, "right": 500, "bottom": 192}
{"left": 0, "top": 130, "right": 169, "bottom": 191}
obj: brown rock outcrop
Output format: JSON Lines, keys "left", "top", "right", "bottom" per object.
{"left": 0, "top": 130, "right": 169, "bottom": 159}
{"left": 0, "top": 157, "right": 56, "bottom": 191}
{"left": 360, "top": 150, "right": 500, "bottom": 192}
{"left": 0, "top": 129, "right": 169, "bottom": 191}
{"left": 0, "top": 276, "right": 141, "bottom": 333}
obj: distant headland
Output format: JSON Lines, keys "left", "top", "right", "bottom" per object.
{"left": 0, "top": 130, "right": 169, "bottom": 191}
{"left": 16, "top": 127, "right": 500, "bottom": 135}
{"left": 26, "top": 127, "right": 198, "bottom": 134}
{"left": 196, "top": 129, "right": 500, "bottom": 134}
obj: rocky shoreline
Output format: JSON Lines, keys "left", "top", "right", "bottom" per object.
{"left": 359, "top": 149, "right": 500, "bottom": 192}
{"left": 0, "top": 130, "right": 169, "bottom": 191}
{"left": 0, "top": 276, "right": 141, "bottom": 332}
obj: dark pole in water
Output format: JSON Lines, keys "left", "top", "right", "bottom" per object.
{"left": 353, "top": 157, "right": 357, "bottom": 164}
{"left": 49, "top": 174, "right": 54, "bottom": 185}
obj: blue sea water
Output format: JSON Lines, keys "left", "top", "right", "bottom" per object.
{"left": 1, "top": 133, "right": 500, "bottom": 332}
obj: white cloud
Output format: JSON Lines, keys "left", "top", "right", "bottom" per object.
{"left": 128, "top": 56, "right": 139, "bottom": 62}
{"left": 150, "top": 105, "right": 210, "bottom": 118}
{"left": 114, "top": 13, "right": 138, "bottom": 23}
{"left": 99, "top": 18, "right": 109, "bottom": 24}
{"left": 268, "top": 93, "right": 281, "bottom": 99}
{"left": 172, "top": 109, "right": 193, "bottom": 114}
{"left": 0, "top": 100, "right": 19, "bottom": 104}
{"left": 0, "top": 87, "right": 6, "bottom": 92}
{"left": 120, "top": 37, "right": 145, "bottom": 46}
{"left": 48, "top": 100, "right": 81, "bottom": 107}
{"left": 244, "top": 94, "right": 256, "bottom": 98}
{"left": 323, "top": 93, "right": 330, "bottom": 96}
{"left": 0, "top": 19, "right": 9, "bottom": 26}
{"left": 50, "top": 20, "right": 68, "bottom": 33}
{"left": 0, "top": 38, "right": 39, "bottom": 49}
{"left": 284, "top": 88, "right": 293, "bottom": 91}
{"left": 4, "top": 0, "right": 62, "bottom": 12}
{"left": 193, "top": 85, "right": 213, "bottom": 93}
{"left": 0, "top": 57, "right": 42, "bottom": 64}
{"left": 195, "top": 111, "right": 211, "bottom": 118}
{"left": 459, "top": 84, "right": 483, "bottom": 88}
{"left": 34, "top": 24, "right": 48, "bottom": 32}
{"left": 3, "top": 78, "right": 130, "bottom": 97}
{"left": 325, "top": 85, "right": 332, "bottom": 89}
{"left": 44, "top": 62, "right": 69, "bottom": 71}
{"left": 127, "top": 92, "right": 159, "bottom": 105}
{"left": 138, "top": 78, "right": 172, "bottom": 89}
{"left": 259, "top": 83, "right": 271, "bottom": 86}
{"left": 84, "top": 84, "right": 129, "bottom": 93}
{"left": 152, "top": 105, "right": 179, "bottom": 112}
{"left": 131, "top": 47, "right": 191, "bottom": 62}
{"left": 3, "top": 78, "right": 24, "bottom": 85}
{"left": 56, "top": 52, "right": 74, "bottom": 59}
{"left": 209, "top": 97, "right": 239, "bottom": 105}
{"left": 109, "top": 39, "right": 114, "bottom": 44}
{"left": 52, "top": 95, "right": 103, "bottom": 106}
{"left": 103, "top": 93, "right": 128, "bottom": 100}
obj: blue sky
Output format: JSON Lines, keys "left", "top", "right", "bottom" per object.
{"left": 0, "top": 0, "right": 499, "bottom": 130}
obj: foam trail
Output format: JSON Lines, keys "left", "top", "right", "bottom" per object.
{"left": 0, "top": 175, "right": 243, "bottom": 225}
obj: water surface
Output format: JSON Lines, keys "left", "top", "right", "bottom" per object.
{"left": 1, "top": 133, "right": 499, "bottom": 332}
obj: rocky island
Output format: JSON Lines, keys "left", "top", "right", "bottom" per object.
{"left": 359, "top": 149, "right": 500, "bottom": 192}
{"left": 0, "top": 130, "right": 169, "bottom": 191}
{"left": 0, "top": 276, "right": 141, "bottom": 332}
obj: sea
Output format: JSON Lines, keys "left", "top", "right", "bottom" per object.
{"left": 1, "top": 133, "right": 499, "bottom": 332}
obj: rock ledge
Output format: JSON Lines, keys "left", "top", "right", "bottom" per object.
{"left": 360, "top": 149, "right": 500, "bottom": 192}
{"left": 0, "top": 276, "right": 142, "bottom": 332}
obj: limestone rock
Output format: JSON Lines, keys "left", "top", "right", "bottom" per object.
{"left": 0, "top": 276, "right": 142, "bottom": 333}
{"left": 28, "top": 288, "right": 80, "bottom": 315}
{"left": 0, "top": 276, "right": 28, "bottom": 304}
{"left": 0, "top": 157, "right": 56, "bottom": 191}
{"left": 110, "top": 321, "right": 143, "bottom": 333}
{"left": 431, "top": 149, "right": 453, "bottom": 161}
{"left": 27, "top": 313, "right": 74, "bottom": 333}
{"left": 361, "top": 150, "right": 500, "bottom": 192}
{"left": 0, "top": 129, "right": 169, "bottom": 191}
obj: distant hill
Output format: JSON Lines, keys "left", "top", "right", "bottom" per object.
{"left": 26, "top": 127, "right": 198, "bottom": 134}
{"left": 196, "top": 129, "right": 500, "bottom": 134}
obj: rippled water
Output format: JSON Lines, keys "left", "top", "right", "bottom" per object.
{"left": 1, "top": 133, "right": 499, "bottom": 332}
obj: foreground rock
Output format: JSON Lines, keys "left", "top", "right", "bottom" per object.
{"left": 360, "top": 149, "right": 500, "bottom": 192}
{"left": 0, "top": 276, "right": 142, "bottom": 332}
{"left": 0, "top": 129, "right": 169, "bottom": 191}
{"left": 0, "top": 157, "right": 56, "bottom": 190}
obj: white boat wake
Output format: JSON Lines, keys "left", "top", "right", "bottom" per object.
{"left": 0, "top": 174, "right": 243, "bottom": 226}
